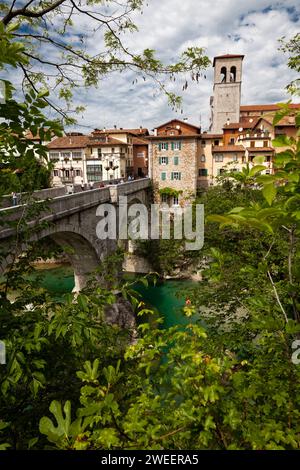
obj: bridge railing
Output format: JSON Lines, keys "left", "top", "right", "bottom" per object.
{"left": 0, "top": 178, "right": 150, "bottom": 237}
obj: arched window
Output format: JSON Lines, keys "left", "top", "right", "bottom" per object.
{"left": 220, "top": 66, "right": 227, "bottom": 83}
{"left": 230, "top": 66, "right": 236, "bottom": 82}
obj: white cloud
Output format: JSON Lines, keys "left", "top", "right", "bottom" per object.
{"left": 3, "top": 1, "right": 300, "bottom": 131}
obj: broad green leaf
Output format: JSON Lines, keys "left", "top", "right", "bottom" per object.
{"left": 262, "top": 183, "right": 277, "bottom": 206}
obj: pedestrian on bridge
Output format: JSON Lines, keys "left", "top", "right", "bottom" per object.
{"left": 11, "top": 192, "right": 18, "bottom": 206}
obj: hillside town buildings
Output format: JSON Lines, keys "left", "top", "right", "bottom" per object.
{"left": 46, "top": 54, "right": 300, "bottom": 204}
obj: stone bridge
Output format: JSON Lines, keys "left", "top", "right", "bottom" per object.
{"left": 0, "top": 178, "right": 151, "bottom": 291}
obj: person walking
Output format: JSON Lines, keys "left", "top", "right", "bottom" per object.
{"left": 11, "top": 192, "right": 18, "bottom": 206}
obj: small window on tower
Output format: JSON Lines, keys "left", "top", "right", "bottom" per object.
{"left": 220, "top": 66, "right": 227, "bottom": 83}
{"left": 230, "top": 66, "right": 236, "bottom": 82}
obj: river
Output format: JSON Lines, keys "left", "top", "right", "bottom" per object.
{"left": 31, "top": 264, "right": 198, "bottom": 327}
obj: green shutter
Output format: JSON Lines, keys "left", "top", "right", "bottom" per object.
{"left": 179, "top": 172, "right": 181, "bottom": 180}
{"left": 161, "top": 172, "right": 166, "bottom": 181}
{"left": 166, "top": 143, "right": 169, "bottom": 150}
{"left": 174, "top": 156, "right": 179, "bottom": 165}
{"left": 159, "top": 157, "right": 162, "bottom": 165}
{"left": 179, "top": 142, "right": 182, "bottom": 150}
{"left": 171, "top": 172, "right": 174, "bottom": 180}
{"left": 171, "top": 142, "right": 174, "bottom": 150}
{"left": 158, "top": 143, "right": 162, "bottom": 151}
{"left": 166, "top": 157, "right": 169, "bottom": 165}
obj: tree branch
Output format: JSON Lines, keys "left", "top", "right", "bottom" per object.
{"left": 2, "top": 0, "right": 67, "bottom": 25}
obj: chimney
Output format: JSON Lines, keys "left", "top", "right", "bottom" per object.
{"left": 226, "top": 118, "right": 230, "bottom": 126}
{"left": 140, "top": 126, "right": 143, "bottom": 133}
{"left": 114, "top": 125, "right": 117, "bottom": 129}
{"left": 154, "top": 129, "right": 157, "bottom": 136}
{"left": 103, "top": 127, "right": 106, "bottom": 132}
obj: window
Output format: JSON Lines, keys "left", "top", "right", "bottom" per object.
{"left": 49, "top": 152, "right": 59, "bottom": 160}
{"left": 159, "top": 156, "right": 168, "bottom": 165}
{"left": 171, "top": 172, "right": 181, "bottom": 180}
{"left": 87, "top": 164, "right": 102, "bottom": 182}
{"left": 242, "top": 156, "right": 246, "bottom": 163}
{"left": 220, "top": 66, "right": 227, "bottom": 83}
{"left": 61, "top": 152, "right": 71, "bottom": 158}
{"left": 200, "top": 155, "right": 206, "bottom": 162}
{"left": 230, "top": 66, "right": 236, "bottom": 82}
{"left": 97, "top": 149, "right": 102, "bottom": 158}
{"left": 161, "top": 193, "right": 168, "bottom": 203}
{"left": 173, "top": 156, "right": 179, "bottom": 165}
{"left": 159, "top": 142, "right": 169, "bottom": 151}
{"left": 172, "top": 141, "right": 182, "bottom": 150}
{"left": 215, "top": 154, "right": 223, "bottom": 162}
{"left": 72, "top": 151, "right": 82, "bottom": 159}
{"left": 111, "top": 148, "right": 115, "bottom": 153}
{"left": 230, "top": 138, "right": 235, "bottom": 145}
{"left": 137, "top": 152, "right": 145, "bottom": 158}
{"left": 214, "top": 140, "right": 219, "bottom": 146}
{"left": 263, "top": 141, "right": 268, "bottom": 147}
{"left": 232, "top": 154, "right": 238, "bottom": 162}
{"left": 65, "top": 170, "right": 70, "bottom": 178}
{"left": 53, "top": 170, "right": 59, "bottom": 177}
{"left": 218, "top": 168, "right": 226, "bottom": 175}
{"left": 161, "top": 172, "right": 166, "bottom": 181}
{"left": 265, "top": 156, "right": 271, "bottom": 162}
{"left": 76, "top": 170, "right": 81, "bottom": 177}
{"left": 201, "top": 140, "right": 206, "bottom": 147}
{"left": 199, "top": 169, "right": 208, "bottom": 177}
{"left": 250, "top": 141, "right": 255, "bottom": 148}
{"left": 173, "top": 196, "right": 179, "bottom": 206}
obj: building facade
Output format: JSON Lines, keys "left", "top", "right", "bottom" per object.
{"left": 47, "top": 128, "right": 149, "bottom": 186}
{"left": 148, "top": 119, "right": 200, "bottom": 205}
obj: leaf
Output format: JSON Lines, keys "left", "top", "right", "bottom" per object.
{"left": 262, "top": 183, "right": 277, "bottom": 206}
{"left": 39, "top": 400, "right": 72, "bottom": 443}
{"left": 252, "top": 155, "right": 265, "bottom": 165}
{"left": 249, "top": 165, "right": 266, "bottom": 177}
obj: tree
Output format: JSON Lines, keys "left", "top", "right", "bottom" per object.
{"left": 0, "top": 0, "right": 210, "bottom": 122}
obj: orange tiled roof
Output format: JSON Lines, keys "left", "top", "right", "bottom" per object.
{"left": 202, "top": 133, "right": 223, "bottom": 139}
{"left": 223, "top": 120, "right": 258, "bottom": 130}
{"left": 247, "top": 147, "right": 275, "bottom": 152}
{"left": 87, "top": 136, "right": 125, "bottom": 147}
{"left": 240, "top": 104, "right": 300, "bottom": 112}
{"left": 132, "top": 137, "right": 149, "bottom": 145}
{"left": 212, "top": 145, "right": 245, "bottom": 152}
{"left": 92, "top": 128, "right": 149, "bottom": 136}
{"left": 47, "top": 135, "right": 90, "bottom": 149}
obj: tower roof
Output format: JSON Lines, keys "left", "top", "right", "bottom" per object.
{"left": 213, "top": 54, "right": 244, "bottom": 67}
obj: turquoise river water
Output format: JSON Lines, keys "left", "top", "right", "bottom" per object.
{"left": 32, "top": 265, "right": 198, "bottom": 328}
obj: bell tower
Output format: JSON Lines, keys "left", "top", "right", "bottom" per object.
{"left": 210, "top": 54, "right": 244, "bottom": 134}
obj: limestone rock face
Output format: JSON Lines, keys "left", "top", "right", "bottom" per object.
{"left": 104, "top": 296, "right": 137, "bottom": 342}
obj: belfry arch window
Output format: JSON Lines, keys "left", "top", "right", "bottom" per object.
{"left": 220, "top": 66, "right": 227, "bottom": 83}
{"left": 230, "top": 66, "right": 237, "bottom": 82}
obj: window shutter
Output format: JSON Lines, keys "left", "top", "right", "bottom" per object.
{"left": 166, "top": 143, "right": 169, "bottom": 150}
{"left": 179, "top": 172, "right": 181, "bottom": 180}
{"left": 159, "top": 157, "right": 162, "bottom": 165}
{"left": 204, "top": 169, "right": 208, "bottom": 176}
{"left": 161, "top": 172, "right": 166, "bottom": 181}
{"left": 171, "top": 172, "right": 174, "bottom": 180}
{"left": 174, "top": 156, "right": 179, "bottom": 165}
{"left": 179, "top": 142, "right": 182, "bottom": 150}
{"left": 166, "top": 157, "right": 169, "bottom": 164}
{"left": 171, "top": 142, "right": 174, "bottom": 150}
{"left": 159, "top": 143, "right": 162, "bottom": 151}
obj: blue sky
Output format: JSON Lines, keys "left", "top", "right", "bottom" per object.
{"left": 4, "top": 1, "right": 300, "bottom": 132}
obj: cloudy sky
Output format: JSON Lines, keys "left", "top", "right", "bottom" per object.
{"left": 72, "top": 0, "right": 299, "bottom": 132}
{"left": 5, "top": 1, "right": 300, "bottom": 132}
